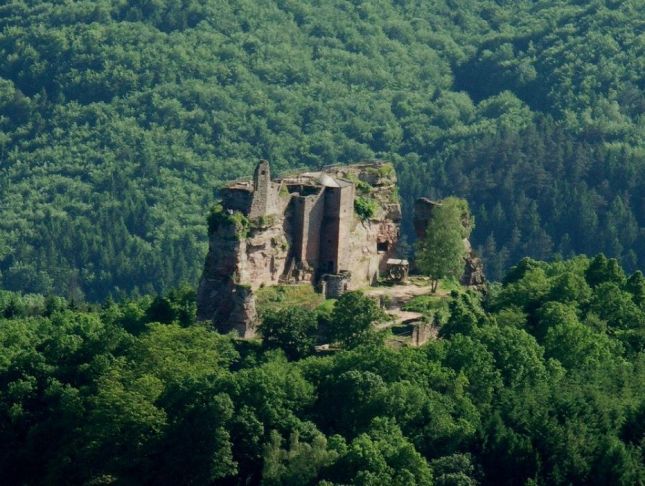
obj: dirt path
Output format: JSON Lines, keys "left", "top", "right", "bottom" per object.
{"left": 365, "top": 282, "right": 449, "bottom": 332}
{"left": 317, "top": 282, "right": 446, "bottom": 351}
{"left": 364, "top": 283, "right": 448, "bottom": 307}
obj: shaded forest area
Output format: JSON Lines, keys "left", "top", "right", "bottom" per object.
{"left": 0, "top": 0, "right": 643, "bottom": 300}
{"left": 1, "top": 255, "right": 643, "bottom": 484}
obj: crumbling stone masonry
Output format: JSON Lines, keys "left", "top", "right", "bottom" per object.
{"left": 197, "top": 160, "right": 402, "bottom": 336}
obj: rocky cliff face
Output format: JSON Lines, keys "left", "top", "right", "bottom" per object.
{"left": 196, "top": 210, "right": 255, "bottom": 336}
{"left": 197, "top": 161, "right": 402, "bottom": 337}
{"left": 461, "top": 239, "right": 486, "bottom": 287}
{"left": 196, "top": 200, "right": 296, "bottom": 336}
{"left": 326, "top": 163, "right": 401, "bottom": 287}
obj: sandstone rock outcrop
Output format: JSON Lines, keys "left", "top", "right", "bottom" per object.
{"left": 461, "top": 239, "right": 486, "bottom": 287}
{"left": 197, "top": 160, "right": 402, "bottom": 336}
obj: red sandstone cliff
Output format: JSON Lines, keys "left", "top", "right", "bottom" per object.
{"left": 197, "top": 161, "right": 402, "bottom": 336}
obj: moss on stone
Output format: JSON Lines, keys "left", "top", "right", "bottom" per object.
{"left": 230, "top": 212, "right": 250, "bottom": 238}
{"left": 345, "top": 172, "right": 372, "bottom": 195}
{"left": 278, "top": 183, "right": 290, "bottom": 198}
{"left": 389, "top": 185, "right": 400, "bottom": 203}
{"left": 377, "top": 163, "right": 395, "bottom": 178}
{"left": 251, "top": 214, "right": 276, "bottom": 229}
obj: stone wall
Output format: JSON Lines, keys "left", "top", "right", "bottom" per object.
{"left": 319, "top": 188, "right": 340, "bottom": 274}
{"left": 221, "top": 186, "right": 252, "bottom": 213}
{"left": 319, "top": 183, "right": 355, "bottom": 275}
{"left": 249, "top": 159, "right": 273, "bottom": 219}
{"left": 411, "top": 322, "right": 434, "bottom": 347}
{"left": 343, "top": 219, "right": 399, "bottom": 288}
{"left": 336, "top": 184, "right": 355, "bottom": 272}
{"left": 335, "top": 164, "right": 400, "bottom": 288}
{"left": 197, "top": 160, "right": 402, "bottom": 336}
{"left": 294, "top": 190, "right": 325, "bottom": 270}
{"left": 321, "top": 272, "right": 351, "bottom": 299}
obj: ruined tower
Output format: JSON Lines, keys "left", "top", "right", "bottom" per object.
{"left": 197, "top": 160, "right": 402, "bottom": 337}
{"left": 248, "top": 159, "right": 272, "bottom": 219}
{"left": 320, "top": 181, "right": 355, "bottom": 274}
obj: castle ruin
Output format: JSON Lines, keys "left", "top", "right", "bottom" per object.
{"left": 197, "top": 160, "right": 402, "bottom": 337}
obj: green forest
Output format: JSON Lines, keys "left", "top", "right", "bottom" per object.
{"left": 1, "top": 255, "right": 643, "bottom": 484}
{"left": 0, "top": 0, "right": 643, "bottom": 300}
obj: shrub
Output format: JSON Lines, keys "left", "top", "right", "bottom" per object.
{"left": 354, "top": 196, "right": 378, "bottom": 220}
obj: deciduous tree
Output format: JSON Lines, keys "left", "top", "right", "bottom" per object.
{"left": 416, "top": 199, "right": 468, "bottom": 292}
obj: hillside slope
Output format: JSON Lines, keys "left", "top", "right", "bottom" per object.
{"left": 0, "top": 0, "right": 642, "bottom": 299}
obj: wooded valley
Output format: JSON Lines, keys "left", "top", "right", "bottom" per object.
{"left": 0, "top": 0, "right": 642, "bottom": 299}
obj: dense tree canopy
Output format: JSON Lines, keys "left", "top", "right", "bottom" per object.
{"left": 326, "top": 290, "right": 386, "bottom": 349}
{"left": 0, "top": 0, "right": 642, "bottom": 299}
{"left": 259, "top": 306, "right": 318, "bottom": 360}
{"left": 1, "top": 2, "right": 643, "bottom": 482}
{"left": 0, "top": 254, "right": 643, "bottom": 484}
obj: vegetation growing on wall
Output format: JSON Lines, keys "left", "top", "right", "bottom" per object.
{"left": 354, "top": 196, "right": 378, "bottom": 220}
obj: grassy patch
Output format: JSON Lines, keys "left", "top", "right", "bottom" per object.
{"left": 407, "top": 276, "right": 463, "bottom": 293}
{"left": 402, "top": 295, "right": 443, "bottom": 313}
{"left": 438, "top": 277, "right": 462, "bottom": 293}
{"left": 408, "top": 276, "right": 432, "bottom": 287}
{"left": 402, "top": 294, "right": 450, "bottom": 324}
{"left": 255, "top": 284, "right": 325, "bottom": 316}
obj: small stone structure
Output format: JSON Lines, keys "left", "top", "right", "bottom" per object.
{"left": 411, "top": 321, "right": 434, "bottom": 347}
{"left": 385, "top": 258, "right": 409, "bottom": 283}
{"left": 197, "top": 160, "right": 401, "bottom": 336}
{"left": 320, "top": 271, "right": 351, "bottom": 299}
{"left": 413, "top": 197, "right": 441, "bottom": 239}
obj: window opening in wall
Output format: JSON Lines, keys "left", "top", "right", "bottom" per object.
{"left": 377, "top": 241, "right": 389, "bottom": 253}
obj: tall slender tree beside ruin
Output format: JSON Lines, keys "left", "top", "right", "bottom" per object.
{"left": 416, "top": 200, "right": 467, "bottom": 292}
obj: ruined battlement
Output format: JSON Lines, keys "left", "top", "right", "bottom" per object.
{"left": 197, "top": 160, "right": 402, "bottom": 336}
